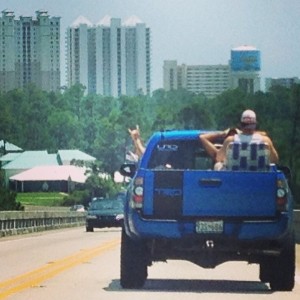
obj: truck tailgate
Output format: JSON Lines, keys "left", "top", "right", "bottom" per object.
{"left": 142, "top": 170, "right": 278, "bottom": 219}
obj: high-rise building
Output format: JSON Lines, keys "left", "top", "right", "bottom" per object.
{"left": 66, "top": 15, "right": 151, "bottom": 97}
{"left": 0, "top": 10, "right": 61, "bottom": 92}
{"left": 230, "top": 45, "right": 261, "bottom": 94}
{"left": 66, "top": 16, "right": 91, "bottom": 92}
{"left": 163, "top": 60, "right": 179, "bottom": 91}
{"left": 163, "top": 61, "right": 230, "bottom": 98}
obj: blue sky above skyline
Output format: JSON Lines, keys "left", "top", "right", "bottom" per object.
{"left": 1, "top": 0, "right": 300, "bottom": 90}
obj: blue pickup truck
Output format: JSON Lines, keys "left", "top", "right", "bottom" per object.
{"left": 119, "top": 130, "right": 295, "bottom": 291}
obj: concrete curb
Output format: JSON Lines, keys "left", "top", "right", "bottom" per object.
{"left": 0, "top": 211, "right": 86, "bottom": 237}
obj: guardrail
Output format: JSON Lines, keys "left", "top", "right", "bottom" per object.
{"left": 0, "top": 210, "right": 299, "bottom": 241}
{"left": 0, "top": 211, "right": 86, "bottom": 237}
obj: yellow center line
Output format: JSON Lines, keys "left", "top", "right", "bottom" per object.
{"left": 0, "top": 238, "right": 120, "bottom": 299}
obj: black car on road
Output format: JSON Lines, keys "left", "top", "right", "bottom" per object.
{"left": 86, "top": 198, "right": 124, "bottom": 232}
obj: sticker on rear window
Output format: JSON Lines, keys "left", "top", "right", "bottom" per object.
{"left": 157, "top": 144, "right": 178, "bottom": 151}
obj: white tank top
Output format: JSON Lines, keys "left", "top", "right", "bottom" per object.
{"left": 233, "top": 133, "right": 263, "bottom": 144}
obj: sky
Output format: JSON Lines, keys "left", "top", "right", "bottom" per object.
{"left": 1, "top": 0, "right": 300, "bottom": 91}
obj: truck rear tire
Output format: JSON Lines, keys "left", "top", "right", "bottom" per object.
{"left": 86, "top": 224, "right": 94, "bottom": 232}
{"left": 120, "top": 228, "right": 148, "bottom": 289}
{"left": 269, "top": 233, "right": 295, "bottom": 291}
{"left": 259, "top": 259, "right": 272, "bottom": 283}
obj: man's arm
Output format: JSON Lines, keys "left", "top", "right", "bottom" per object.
{"left": 262, "top": 136, "right": 279, "bottom": 164}
{"left": 128, "top": 125, "right": 146, "bottom": 158}
{"left": 199, "top": 131, "right": 226, "bottom": 160}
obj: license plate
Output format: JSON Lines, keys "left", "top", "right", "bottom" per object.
{"left": 195, "top": 220, "right": 223, "bottom": 233}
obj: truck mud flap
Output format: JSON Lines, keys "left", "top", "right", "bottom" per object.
{"left": 153, "top": 171, "right": 183, "bottom": 219}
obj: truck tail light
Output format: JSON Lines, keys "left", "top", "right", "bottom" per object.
{"left": 132, "top": 177, "right": 144, "bottom": 209}
{"left": 276, "top": 180, "right": 288, "bottom": 212}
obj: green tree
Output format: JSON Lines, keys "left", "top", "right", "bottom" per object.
{"left": 21, "top": 85, "right": 53, "bottom": 149}
{"left": 118, "top": 95, "right": 146, "bottom": 130}
{"left": 210, "top": 89, "right": 248, "bottom": 129}
{"left": 177, "top": 95, "right": 214, "bottom": 129}
{"left": 63, "top": 84, "right": 86, "bottom": 120}
{"left": 0, "top": 169, "right": 23, "bottom": 211}
{"left": 1, "top": 88, "right": 28, "bottom": 145}
{"left": 93, "top": 113, "right": 126, "bottom": 175}
{"left": 286, "top": 84, "right": 300, "bottom": 202}
{"left": 84, "top": 161, "right": 120, "bottom": 199}
{"left": 48, "top": 111, "right": 80, "bottom": 150}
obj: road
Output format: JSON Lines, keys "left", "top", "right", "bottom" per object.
{"left": 0, "top": 227, "right": 299, "bottom": 300}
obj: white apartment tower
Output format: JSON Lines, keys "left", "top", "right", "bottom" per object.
{"left": 0, "top": 10, "right": 60, "bottom": 92}
{"left": 66, "top": 16, "right": 91, "bottom": 91}
{"left": 66, "top": 15, "right": 151, "bottom": 97}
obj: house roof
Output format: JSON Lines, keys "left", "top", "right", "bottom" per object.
{"left": 10, "top": 165, "right": 87, "bottom": 183}
{"left": 57, "top": 150, "right": 96, "bottom": 163}
{"left": 2, "top": 151, "right": 58, "bottom": 170}
{"left": 0, "top": 152, "right": 22, "bottom": 162}
{"left": 0, "top": 140, "right": 23, "bottom": 152}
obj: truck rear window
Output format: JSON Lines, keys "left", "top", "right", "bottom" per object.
{"left": 147, "top": 140, "right": 213, "bottom": 170}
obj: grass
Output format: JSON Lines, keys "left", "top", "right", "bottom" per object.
{"left": 16, "top": 192, "right": 67, "bottom": 207}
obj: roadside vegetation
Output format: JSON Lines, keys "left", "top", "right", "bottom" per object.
{"left": 1, "top": 83, "right": 300, "bottom": 209}
{"left": 0, "top": 169, "right": 23, "bottom": 210}
{"left": 16, "top": 192, "right": 66, "bottom": 207}
{"left": 14, "top": 175, "right": 122, "bottom": 210}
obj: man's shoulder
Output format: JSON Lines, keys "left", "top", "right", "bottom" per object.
{"left": 256, "top": 130, "right": 267, "bottom": 136}
{"left": 261, "top": 135, "right": 272, "bottom": 143}
{"left": 225, "top": 136, "right": 235, "bottom": 143}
